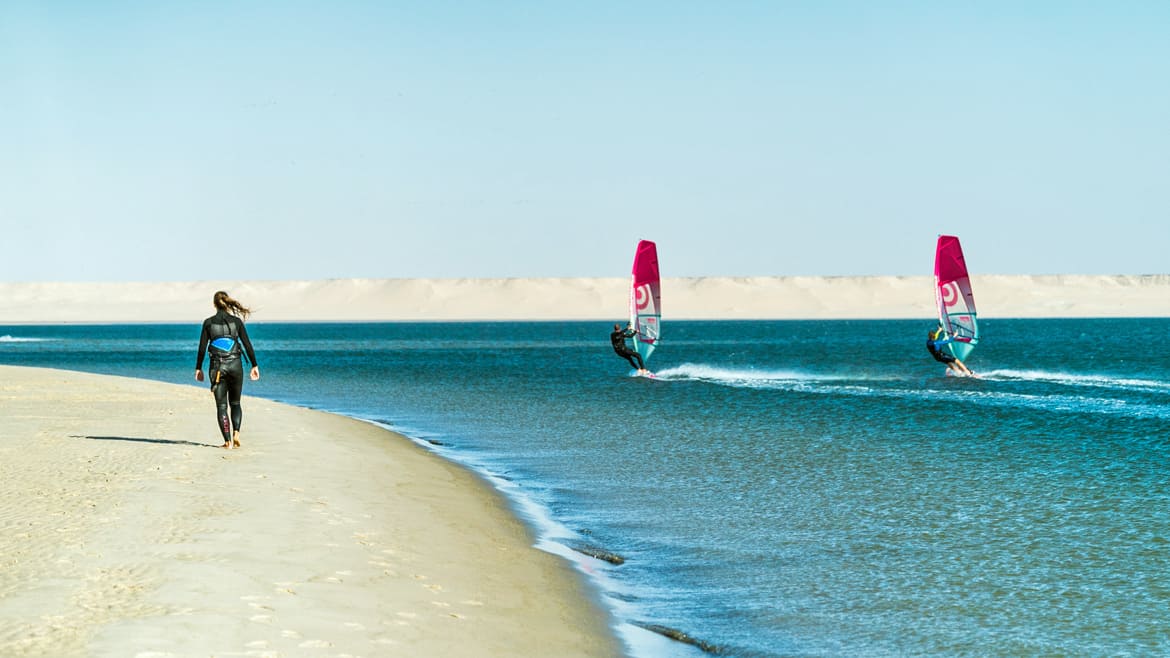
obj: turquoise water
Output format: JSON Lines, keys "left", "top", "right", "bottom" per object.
{"left": 3, "top": 319, "right": 1169, "bottom": 657}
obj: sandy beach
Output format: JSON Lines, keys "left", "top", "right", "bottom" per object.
{"left": 1, "top": 274, "right": 1168, "bottom": 323}
{"left": 0, "top": 365, "right": 623, "bottom": 658}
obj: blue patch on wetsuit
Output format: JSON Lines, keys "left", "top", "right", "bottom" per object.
{"left": 211, "top": 337, "right": 236, "bottom": 352}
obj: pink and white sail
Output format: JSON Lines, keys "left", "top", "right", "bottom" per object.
{"left": 934, "top": 235, "right": 979, "bottom": 361}
{"left": 629, "top": 240, "right": 661, "bottom": 362}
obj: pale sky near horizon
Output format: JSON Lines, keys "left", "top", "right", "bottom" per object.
{"left": 1, "top": 2, "right": 1167, "bottom": 282}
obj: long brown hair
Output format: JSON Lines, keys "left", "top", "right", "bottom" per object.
{"left": 213, "top": 291, "right": 252, "bottom": 320}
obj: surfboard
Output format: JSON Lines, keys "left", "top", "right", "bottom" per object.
{"left": 630, "top": 240, "right": 661, "bottom": 365}
{"left": 934, "top": 235, "right": 979, "bottom": 361}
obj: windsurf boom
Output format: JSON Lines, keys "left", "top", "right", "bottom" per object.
{"left": 934, "top": 235, "right": 978, "bottom": 360}
{"left": 630, "top": 240, "right": 661, "bottom": 363}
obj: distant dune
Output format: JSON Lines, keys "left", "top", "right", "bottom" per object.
{"left": 1, "top": 275, "right": 1168, "bottom": 323}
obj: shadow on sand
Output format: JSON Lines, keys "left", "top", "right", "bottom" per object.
{"left": 71, "top": 435, "right": 217, "bottom": 449}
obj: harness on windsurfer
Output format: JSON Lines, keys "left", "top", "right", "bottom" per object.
{"left": 611, "top": 323, "right": 646, "bottom": 372}
{"left": 927, "top": 325, "right": 975, "bottom": 377}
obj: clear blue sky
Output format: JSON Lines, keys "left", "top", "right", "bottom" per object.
{"left": 2, "top": 1, "right": 1167, "bottom": 281}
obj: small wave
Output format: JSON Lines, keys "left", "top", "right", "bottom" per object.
{"left": 982, "top": 369, "right": 1170, "bottom": 394}
{"left": 0, "top": 335, "right": 50, "bottom": 343}
{"left": 935, "top": 387, "right": 1170, "bottom": 420}
{"left": 357, "top": 414, "right": 642, "bottom": 641}
{"left": 797, "top": 384, "right": 1170, "bottom": 420}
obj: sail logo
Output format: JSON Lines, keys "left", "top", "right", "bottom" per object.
{"left": 634, "top": 283, "right": 655, "bottom": 310}
{"left": 939, "top": 281, "right": 962, "bottom": 308}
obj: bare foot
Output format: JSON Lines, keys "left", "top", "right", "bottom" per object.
{"left": 232, "top": 432, "right": 241, "bottom": 448}
{"left": 221, "top": 442, "right": 232, "bottom": 450}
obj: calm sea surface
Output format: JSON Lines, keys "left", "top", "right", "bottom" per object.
{"left": 3, "top": 319, "right": 1169, "bottom": 657}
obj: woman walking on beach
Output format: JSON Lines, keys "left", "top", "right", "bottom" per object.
{"left": 195, "top": 291, "right": 260, "bottom": 449}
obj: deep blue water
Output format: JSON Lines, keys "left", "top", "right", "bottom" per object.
{"left": 3, "top": 319, "right": 1170, "bottom": 657}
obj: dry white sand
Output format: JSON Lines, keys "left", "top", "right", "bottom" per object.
{"left": 1, "top": 274, "right": 1168, "bottom": 323}
{"left": 0, "top": 366, "right": 622, "bottom": 658}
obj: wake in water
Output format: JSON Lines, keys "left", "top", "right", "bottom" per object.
{"left": 652, "top": 362, "right": 858, "bottom": 387}
{"left": 981, "top": 369, "right": 1170, "bottom": 394}
{"left": 652, "top": 363, "right": 1170, "bottom": 420}
{"left": 0, "top": 336, "right": 50, "bottom": 343}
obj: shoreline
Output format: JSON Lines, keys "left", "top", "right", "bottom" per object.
{"left": 0, "top": 365, "right": 625, "bottom": 657}
{"left": 1, "top": 274, "right": 1168, "bottom": 322}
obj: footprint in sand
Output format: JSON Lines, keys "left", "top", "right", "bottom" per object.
{"left": 369, "top": 560, "right": 398, "bottom": 575}
{"left": 280, "top": 629, "right": 302, "bottom": 639}
{"left": 274, "top": 583, "right": 297, "bottom": 595}
{"left": 298, "top": 639, "right": 332, "bottom": 648}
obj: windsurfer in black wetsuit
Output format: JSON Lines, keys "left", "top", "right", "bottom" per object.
{"left": 611, "top": 323, "right": 647, "bottom": 374}
{"left": 927, "top": 325, "right": 975, "bottom": 377}
{"left": 195, "top": 291, "right": 260, "bottom": 449}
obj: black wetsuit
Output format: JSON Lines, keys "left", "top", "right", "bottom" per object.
{"left": 610, "top": 327, "right": 645, "bottom": 370}
{"left": 927, "top": 329, "right": 956, "bottom": 364}
{"left": 196, "top": 311, "right": 258, "bottom": 442}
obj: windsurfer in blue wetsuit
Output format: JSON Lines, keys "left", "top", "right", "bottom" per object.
{"left": 195, "top": 291, "right": 260, "bottom": 449}
{"left": 927, "top": 325, "right": 975, "bottom": 377}
{"left": 611, "top": 323, "right": 648, "bottom": 374}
